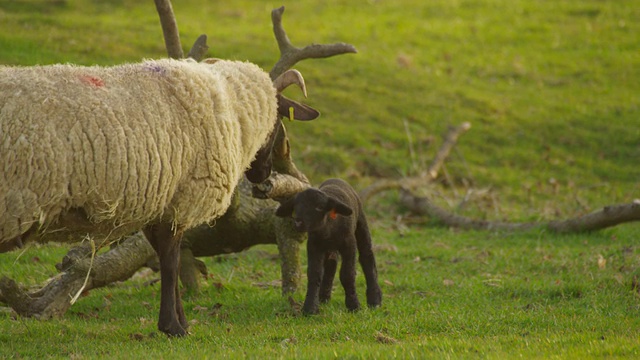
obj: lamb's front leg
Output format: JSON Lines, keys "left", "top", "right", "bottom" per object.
{"left": 339, "top": 241, "right": 361, "bottom": 312}
{"left": 143, "top": 222, "right": 187, "bottom": 337}
{"left": 303, "top": 242, "right": 325, "bottom": 315}
{"left": 319, "top": 251, "right": 338, "bottom": 303}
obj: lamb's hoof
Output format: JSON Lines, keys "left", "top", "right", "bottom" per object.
{"left": 367, "top": 288, "right": 383, "bottom": 308}
{"left": 367, "top": 301, "right": 382, "bottom": 309}
{"left": 345, "top": 299, "right": 360, "bottom": 312}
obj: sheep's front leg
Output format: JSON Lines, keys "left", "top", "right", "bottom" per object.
{"left": 303, "top": 242, "right": 325, "bottom": 315}
{"left": 319, "top": 251, "right": 338, "bottom": 303}
{"left": 339, "top": 241, "right": 361, "bottom": 312}
{"left": 143, "top": 222, "right": 187, "bottom": 337}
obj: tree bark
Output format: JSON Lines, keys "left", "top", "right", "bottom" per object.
{"left": 400, "top": 189, "right": 640, "bottom": 233}
{"left": 0, "top": 232, "right": 154, "bottom": 319}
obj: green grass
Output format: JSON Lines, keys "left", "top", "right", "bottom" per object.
{"left": 1, "top": 0, "right": 639, "bottom": 358}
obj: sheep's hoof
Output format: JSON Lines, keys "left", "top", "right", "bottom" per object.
{"left": 159, "top": 322, "right": 189, "bottom": 337}
{"left": 302, "top": 306, "right": 319, "bottom": 316}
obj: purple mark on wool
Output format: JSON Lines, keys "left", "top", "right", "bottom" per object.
{"left": 144, "top": 64, "right": 166, "bottom": 75}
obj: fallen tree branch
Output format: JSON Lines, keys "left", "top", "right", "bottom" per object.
{"left": 0, "top": 233, "right": 154, "bottom": 319}
{"left": 360, "top": 122, "right": 472, "bottom": 202}
{"left": 400, "top": 189, "right": 640, "bottom": 233}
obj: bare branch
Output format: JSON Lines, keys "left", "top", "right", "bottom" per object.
{"left": 400, "top": 190, "right": 640, "bottom": 233}
{"left": 187, "top": 34, "right": 209, "bottom": 61}
{"left": 154, "top": 0, "right": 184, "bottom": 59}
{"left": 400, "top": 189, "right": 535, "bottom": 231}
{"left": 426, "top": 122, "right": 471, "bottom": 179}
{"left": 269, "top": 6, "right": 357, "bottom": 79}
{"left": 360, "top": 122, "right": 471, "bottom": 203}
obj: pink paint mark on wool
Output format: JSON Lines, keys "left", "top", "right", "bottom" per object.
{"left": 80, "top": 75, "right": 105, "bottom": 87}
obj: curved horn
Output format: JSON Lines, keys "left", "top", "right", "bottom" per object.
{"left": 273, "top": 69, "right": 307, "bottom": 98}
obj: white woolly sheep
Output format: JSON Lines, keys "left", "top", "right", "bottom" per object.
{"left": 0, "top": 58, "right": 319, "bottom": 336}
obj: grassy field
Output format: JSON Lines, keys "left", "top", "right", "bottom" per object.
{"left": 1, "top": 0, "right": 639, "bottom": 358}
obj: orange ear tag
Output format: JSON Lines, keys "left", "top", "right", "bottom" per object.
{"left": 329, "top": 209, "right": 338, "bottom": 220}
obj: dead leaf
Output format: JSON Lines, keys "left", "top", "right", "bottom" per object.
{"left": 252, "top": 280, "right": 281, "bottom": 289}
{"left": 597, "top": 254, "right": 607, "bottom": 270}
{"left": 443, "top": 279, "right": 454, "bottom": 287}
{"left": 280, "top": 336, "right": 298, "bottom": 349}
{"left": 631, "top": 276, "right": 640, "bottom": 293}
{"left": 129, "top": 333, "right": 145, "bottom": 341}
{"left": 375, "top": 331, "right": 399, "bottom": 344}
{"left": 193, "top": 305, "right": 208, "bottom": 313}
{"left": 396, "top": 53, "right": 413, "bottom": 68}
{"left": 384, "top": 280, "right": 394, "bottom": 286}
{"left": 209, "top": 303, "right": 223, "bottom": 316}
{"left": 287, "top": 296, "right": 301, "bottom": 314}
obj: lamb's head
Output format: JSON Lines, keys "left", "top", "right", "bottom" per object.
{"left": 245, "top": 69, "right": 320, "bottom": 183}
{"left": 275, "top": 188, "right": 353, "bottom": 232}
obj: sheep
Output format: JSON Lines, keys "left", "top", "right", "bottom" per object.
{"left": 0, "top": 58, "right": 319, "bottom": 336}
{"left": 275, "top": 178, "right": 382, "bottom": 314}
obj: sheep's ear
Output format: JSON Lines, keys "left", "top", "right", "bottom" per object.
{"left": 275, "top": 198, "right": 295, "bottom": 217}
{"left": 327, "top": 198, "right": 353, "bottom": 217}
{"left": 277, "top": 95, "right": 320, "bottom": 121}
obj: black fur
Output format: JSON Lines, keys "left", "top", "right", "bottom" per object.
{"left": 275, "top": 178, "right": 382, "bottom": 314}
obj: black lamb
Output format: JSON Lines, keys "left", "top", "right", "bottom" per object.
{"left": 275, "top": 178, "right": 382, "bottom": 314}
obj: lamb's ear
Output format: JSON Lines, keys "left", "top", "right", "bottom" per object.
{"left": 275, "top": 198, "right": 295, "bottom": 217}
{"left": 327, "top": 197, "right": 353, "bottom": 217}
{"left": 277, "top": 94, "right": 320, "bottom": 121}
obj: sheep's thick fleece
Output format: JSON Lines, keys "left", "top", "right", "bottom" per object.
{"left": 0, "top": 59, "right": 277, "bottom": 243}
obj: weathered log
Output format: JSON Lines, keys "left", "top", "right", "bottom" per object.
{"left": 360, "top": 122, "right": 471, "bottom": 203}
{"left": 400, "top": 189, "right": 640, "bottom": 233}
{"left": 0, "top": 232, "right": 154, "bottom": 319}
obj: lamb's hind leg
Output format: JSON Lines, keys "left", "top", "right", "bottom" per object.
{"left": 143, "top": 222, "right": 188, "bottom": 337}
{"left": 339, "top": 241, "right": 360, "bottom": 312}
{"left": 355, "top": 215, "right": 382, "bottom": 308}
